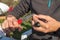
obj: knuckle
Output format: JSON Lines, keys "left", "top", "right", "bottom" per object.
{"left": 45, "top": 25, "right": 49, "bottom": 29}
{"left": 44, "top": 30, "right": 49, "bottom": 33}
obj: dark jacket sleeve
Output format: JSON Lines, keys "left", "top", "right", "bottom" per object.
{"left": 8, "top": 0, "right": 30, "bottom": 19}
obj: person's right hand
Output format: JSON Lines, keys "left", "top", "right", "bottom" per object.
{"left": 2, "top": 15, "right": 22, "bottom": 34}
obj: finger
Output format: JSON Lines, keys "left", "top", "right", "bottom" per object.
{"left": 33, "top": 14, "right": 39, "bottom": 17}
{"left": 33, "top": 27, "right": 48, "bottom": 33}
{"left": 39, "top": 20, "right": 49, "bottom": 29}
{"left": 2, "top": 20, "right": 11, "bottom": 33}
{"left": 33, "top": 14, "right": 39, "bottom": 20}
{"left": 33, "top": 16, "right": 48, "bottom": 29}
{"left": 31, "top": 20, "right": 35, "bottom": 26}
{"left": 8, "top": 20, "right": 14, "bottom": 28}
{"left": 12, "top": 20, "right": 22, "bottom": 31}
{"left": 2, "top": 21, "right": 6, "bottom": 29}
{"left": 4, "top": 20, "right": 9, "bottom": 29}
{"left": 2, "top": 20, "right": 8, "bottom": 29}
{"left": 38, "top": 15, "right": 53, "bottom": 21}
{"left": 7, "top": 20, "right": 15, "bottom": 31}
{"left": 12, "top": 20, "right": 19, "bottom": 28}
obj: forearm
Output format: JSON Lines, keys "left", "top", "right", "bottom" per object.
{"left": 8, "top": 0, "right": 30, "bottom": 19}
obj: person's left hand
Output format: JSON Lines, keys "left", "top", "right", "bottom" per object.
{"left": 32, "top": 14, "right": 60, "bottom": 33}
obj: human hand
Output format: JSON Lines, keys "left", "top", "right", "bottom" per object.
{"left": 32, "top": 14, "right": 60, "bottom": 33}
{"left": 2, "top": 15, "right": 22, "bottom": 34}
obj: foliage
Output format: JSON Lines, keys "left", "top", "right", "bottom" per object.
{"left": 12, "top": 21, "right": 32, "bottom": 40}
{"left": 0, "top": 19, "right": 32, "bottom": 40}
